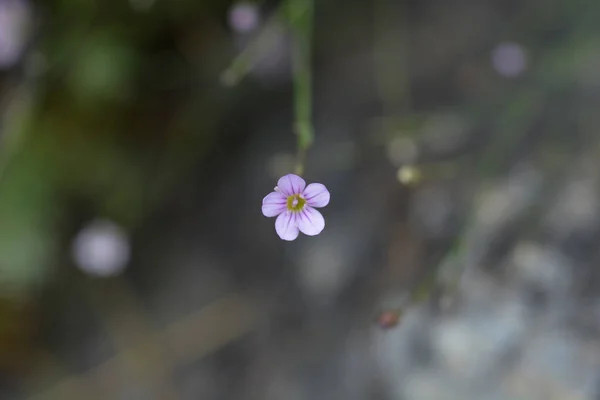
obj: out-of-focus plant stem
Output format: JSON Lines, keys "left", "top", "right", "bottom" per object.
{"left": 221, "top": 0, "right": 315, "bottom": 177}
{"left": 220, "top": 9, "right": 283, "bottom": 86}
{"left": 287, "top": 0, "right": 314, "bottom": 176}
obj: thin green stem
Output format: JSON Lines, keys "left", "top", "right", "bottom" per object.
{"left": 222, "top": 0, "right": 315, "bottom": 176}
{"left": 288, "top": 0, "right": 314, "bottom": 176}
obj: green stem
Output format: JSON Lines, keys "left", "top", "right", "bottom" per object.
{"left": 288, "top": 0, "right": 314, "bottom": 176}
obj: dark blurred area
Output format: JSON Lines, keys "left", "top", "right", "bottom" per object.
{"left": 1, "top": 0, "right": 600, "bottom": 399}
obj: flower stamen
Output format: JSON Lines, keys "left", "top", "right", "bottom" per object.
{"left": 286, "top": 194, "right": 306, "bottom": 212}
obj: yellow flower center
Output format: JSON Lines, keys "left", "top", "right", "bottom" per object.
{"left": 286, "top": 194, "right": 306, "bottom": 212}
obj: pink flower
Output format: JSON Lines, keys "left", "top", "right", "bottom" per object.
{"left": 262, "top": 174, "right": 330, "bottom": 241}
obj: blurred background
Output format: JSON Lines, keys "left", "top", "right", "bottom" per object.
{"left": 1, "top": 0, "right": 600, "bottom": 399}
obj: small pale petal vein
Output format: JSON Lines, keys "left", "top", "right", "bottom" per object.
{"left": 277, "top": 174, "right": 306, "bottom": 196}
{"left": 262, "top": 192, "right": 287, "bottom": 217}
{"left": 303, "top": 183, "right": 330, "bottom": 208}
{"left": 297, "top": 206, "right": 325, "bottom": 236}
{"left": 275, "top": 211, "right": 299, "bottom": 241}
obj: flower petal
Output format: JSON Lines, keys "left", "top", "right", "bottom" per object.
{"left": 275, "top": 211, "right": 299, "bottom": 241}
{"left": 296, "top": 206, "right": 325, "bottom": 236}
{"left": 277, "top": 174, "right": 306, "bottom": 196}
{"left": 302, "top": 183, "right": 330, "bottom": 208}
{"left": 262, "top": 191, "right": 287, "bottom": 217}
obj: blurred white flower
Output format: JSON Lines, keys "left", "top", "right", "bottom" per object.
{"left": 72, "top": 219, "right": 130, "bottom": 277}
{"left": 228, "top": 2, "right": 260, "bottom": 34}
{"left": 397, "top": 165, "right": 421, "bottom": 186}
{"left": 0, "top": 0, "right": 31, "bottom": 69}
{"left": 491, "top": 42, "right": 527, "bottom": 78}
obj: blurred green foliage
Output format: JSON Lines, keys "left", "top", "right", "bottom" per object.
{"left": 2, "top": 0, "right": 600, "bottom": 387}
{"left": 0, "top": 0, "right": 249, "bottom": 371}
